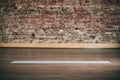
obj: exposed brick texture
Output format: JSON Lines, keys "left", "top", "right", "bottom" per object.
{"left": 0, "top": 0, "right": 120, "bottom": 43}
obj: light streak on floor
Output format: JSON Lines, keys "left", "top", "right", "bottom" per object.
{"left": 11, "top": 61, "right": 111, "bottom": 64}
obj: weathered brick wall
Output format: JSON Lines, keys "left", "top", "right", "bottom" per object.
{"left": 0, "top": 0, "right": 120, "bottom": 43}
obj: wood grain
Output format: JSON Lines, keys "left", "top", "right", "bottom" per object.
{"left": 0, "top": 48, "right": 120, "bottom": 80}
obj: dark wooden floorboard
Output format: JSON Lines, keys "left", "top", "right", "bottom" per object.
{"left": 0, "top": 48, "right": 120, "bottom": 80}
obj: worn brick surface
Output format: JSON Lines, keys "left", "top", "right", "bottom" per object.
{"left": 0, "top": 0, "right": 120, "bottom": 43}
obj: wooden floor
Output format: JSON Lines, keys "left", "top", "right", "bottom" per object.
{"left": 0, "top": 48, "right": 120, "bottom": 80}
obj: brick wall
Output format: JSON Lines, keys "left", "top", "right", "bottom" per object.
{"left": 0, "top": 0, "right": 120, "bottom": 43}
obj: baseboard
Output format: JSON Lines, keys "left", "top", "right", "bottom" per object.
{"left": 0, "top": 43, "right": 120, "bottom": 48}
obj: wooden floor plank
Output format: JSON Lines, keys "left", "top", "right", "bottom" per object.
{"left": 0, "top": 48, "right": 120, "bottom": 80}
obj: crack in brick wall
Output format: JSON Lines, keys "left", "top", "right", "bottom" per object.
{"left": 0, "top": 0, "right": 120, "bottom": 43}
